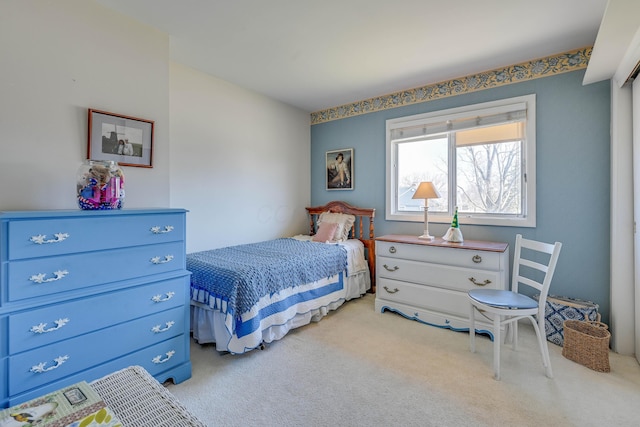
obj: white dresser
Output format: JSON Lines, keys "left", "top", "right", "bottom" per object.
{"left": 375, "top": 235, "right": 509, "bottom": 337}
{"left": 0, "top": 209, "right": 192, "bottom": 407}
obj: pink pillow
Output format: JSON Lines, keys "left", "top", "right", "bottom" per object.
{"left": 318, "top": 212, "right": 355, "bottom": 242}
{"left": 312, "top": 222, "right": 339, "bottom": 243}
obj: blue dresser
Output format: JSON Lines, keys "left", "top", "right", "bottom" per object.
{"left": 0, "top": 209, "right": 192, "bottom": 407}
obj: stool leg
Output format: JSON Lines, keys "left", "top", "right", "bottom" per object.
{"left": 493, "top": 313, "right": 501, "bottom": 381}
{"left": 469, "top": 303, "right": 476, "bottom": 352}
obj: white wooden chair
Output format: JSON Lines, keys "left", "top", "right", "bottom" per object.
{"left": 468, "top": 234, "right": 562, "bottom": 380}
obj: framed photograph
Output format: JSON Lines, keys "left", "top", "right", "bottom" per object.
{"left": 87, "top": 109, "right": 154, "bottom": 168}
{"left": 326, "top": 148, "right": 353, "bottom": 190}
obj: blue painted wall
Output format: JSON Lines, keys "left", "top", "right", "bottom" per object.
{"left": 311, "top": 70, "right": 612, "bottom": 322}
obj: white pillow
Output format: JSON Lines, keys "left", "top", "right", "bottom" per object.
{"left": 318, "top": 212, "right": 356, "bottom": 242}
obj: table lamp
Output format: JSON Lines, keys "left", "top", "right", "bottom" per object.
{"left": 412, "top": 182, "right": 441, "bottom": 240}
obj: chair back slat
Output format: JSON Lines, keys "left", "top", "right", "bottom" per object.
{"left": 511, "top": 234, "right": 562, "bottom": 298}
{"left": 518, "top": 258, "right": 549, "bottom": 273}
{"left": 519, "top": 238, "right": 557, "bottom": 254}
{"left": 516, "top": 276, "right": 543, "bottom": 292}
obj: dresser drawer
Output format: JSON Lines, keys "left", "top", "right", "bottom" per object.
{"left": 8, "top": 307, "right": 185, "bottom": 395}
{"left": 377, "top": 256, "right": 500, "bottom": 292}
{"left": 7, "top": 213, "right": 185, "bottom": 260}
{"left": 129, "top": 336, "right": 188, "bottom": 379}
{"left": 9, "top": 335, "right": 189, "bottom": 407}
{"left": 8, "top": 276, "right": 187, "bottom": 354}
{"left": 7, "top": 241, "right": 185, "bottom": 302}
{"left": 376, "top": 240, "right": 503, "bottom": 270}
{"left": 377, "top": 277, "right": 471, "bottom": 318}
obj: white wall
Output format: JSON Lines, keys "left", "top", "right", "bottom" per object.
{"left": 0, "top": 0, "right": 170, "bottom": 210}
{"left": 0, "top": 0, "right": 312, "bottom": 253}
{"left": 169, "top": 63, "right": 311, "bottom": 253}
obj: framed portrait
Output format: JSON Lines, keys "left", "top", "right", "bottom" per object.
{"left": 87, "top": 109, "right": 154, "bottom": 168}
{"left": 326, "top": 148, "right": 353, "bottom": 190}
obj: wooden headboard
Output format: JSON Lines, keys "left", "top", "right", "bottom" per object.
{"left": 305, "top": 201, "right": 376, "bottom": 293}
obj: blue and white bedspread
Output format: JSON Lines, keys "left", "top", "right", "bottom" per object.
{"left": 188, "top": 238, "right": 349, "bottom": 352}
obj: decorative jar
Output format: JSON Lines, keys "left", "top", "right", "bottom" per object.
{"left": 77, "top": 160, "right": 125, "bottom": 210}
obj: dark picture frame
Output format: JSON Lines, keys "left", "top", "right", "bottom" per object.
{"left": 88, "top": 109, "right": 154, "bottom": 168}
{"left": 326, "top": 148, "right": 353, "bottom": 190}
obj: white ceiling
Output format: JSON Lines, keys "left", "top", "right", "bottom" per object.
{"left": 96, "top": 0, "right": 609, "bottom": 113}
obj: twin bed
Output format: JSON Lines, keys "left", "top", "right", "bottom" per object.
{"left": 187, "top": 201, "right": 376, "bottom": 354}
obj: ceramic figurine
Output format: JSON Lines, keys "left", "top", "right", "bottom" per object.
{"left": 443, "top": 207, "right": 463, "bottom": 242}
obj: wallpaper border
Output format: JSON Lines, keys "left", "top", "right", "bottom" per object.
{"left": 310, "top": 46, "right": 592, "bottom": 125}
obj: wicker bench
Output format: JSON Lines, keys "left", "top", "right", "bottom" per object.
{"left": 91, "top": 366, "right": 206, "bottom": 427}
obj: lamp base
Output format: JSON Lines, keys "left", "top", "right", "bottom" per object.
{"left": 417, "top": 234, "right": 435, "bottom": 240}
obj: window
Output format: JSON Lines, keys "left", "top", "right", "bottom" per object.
{"left": 386, "top": 94, "right": 536, "bottom": 227}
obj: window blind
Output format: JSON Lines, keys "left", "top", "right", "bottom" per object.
{"left": 389, "top": 103, "right": 527, "bottom": 143}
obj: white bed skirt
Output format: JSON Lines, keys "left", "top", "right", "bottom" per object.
{"left": 190, "top": 270, "right": 370, "bottom": 353}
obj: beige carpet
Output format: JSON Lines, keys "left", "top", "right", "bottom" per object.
{"left": 167, "top": 294, "right": 640, "bottom": 426}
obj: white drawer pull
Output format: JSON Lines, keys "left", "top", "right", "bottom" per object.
{"left": 31, "top": 318, "right": 70, "bottom": 334}
{"left": 152, "top": 350, "right": 175, "bottom": 364}
{"left": 30, "top": 233, "right": 70, "bottom": 244}
{"left": 151, "top": 255, "right": 174, "bottom": 264}
{"left": 383, "top": 286, "right": 399, "bottom": 294}
{"left": 151, "top": 321, "right": 175, "bottom": 333}
{"left": 150, "top": 225, "right": 174, "bottom": 234}
{"left": 30, "top": 355, "right": 69, "bottom": 373}
{"left": 469, "top": 277, "right": 492, "bottom": 286}
{"left": 383, "top": 264, "right": 399, "bottom": 272}
{"left": 29, "top": 270, "right": 69, "bottom": 284}
{"left": 152, "top": 292, "right": 175, "bottom": 302}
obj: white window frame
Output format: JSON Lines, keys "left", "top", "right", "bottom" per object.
{"left": 385, "top": 94, "right": 536, "bottom": 227}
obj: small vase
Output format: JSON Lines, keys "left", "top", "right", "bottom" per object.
{"left": 77, "top": 160, "right": 125, "bottom": 210}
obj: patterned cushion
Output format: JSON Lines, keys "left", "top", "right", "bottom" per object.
{"left": 542, "top": 295, "right": 599, "bottom": 346}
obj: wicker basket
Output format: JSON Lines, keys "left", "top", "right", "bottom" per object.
{"left": 562, "top": 320, "right": 611, "bottom": 372}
